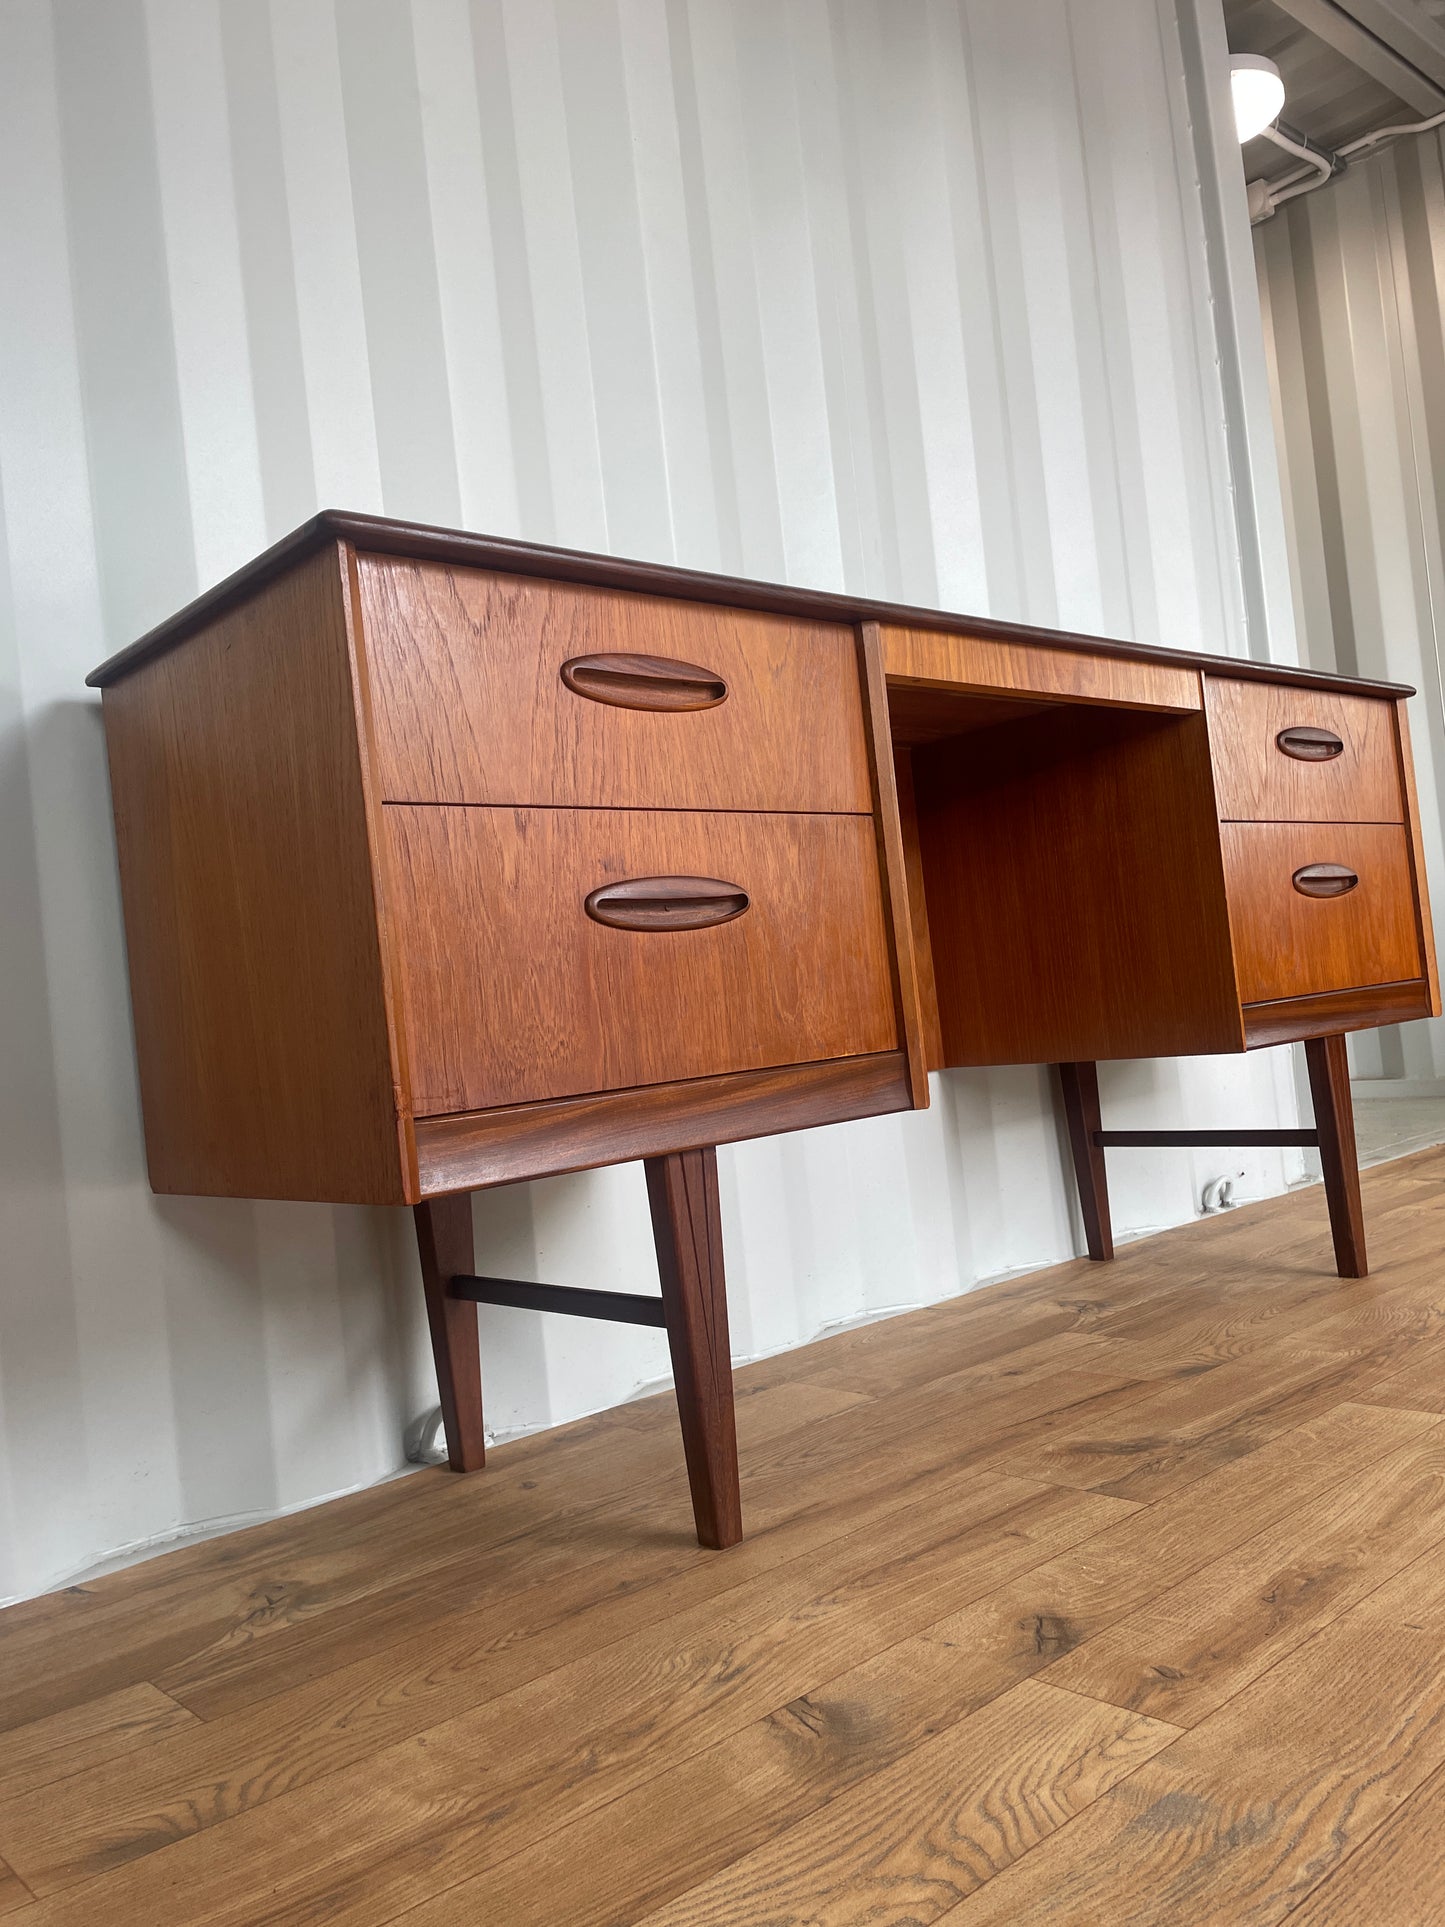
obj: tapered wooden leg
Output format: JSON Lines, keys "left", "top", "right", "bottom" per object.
{"left": 1305, "top": 1033, "right": 1367, "bottom": 1278}
{"left": 414, "top": 1194, "right": 487, "bottom": 1471}
{"left": 645, "top": 1146, "right": 742, "bottom": 1550}
{"left": 1057, "top": 1061, "right": 1114, "bottom": 1262}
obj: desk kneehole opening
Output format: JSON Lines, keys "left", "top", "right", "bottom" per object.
{"left": 1292, "top": 862, "right": 1360, "bottom": 900}
{"left": 584, "top": 876, "right": 751, "bottom": 932}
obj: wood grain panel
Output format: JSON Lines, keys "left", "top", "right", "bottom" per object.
{"left": 0, "top": 1854, "right": 30, "bottom": 1918}
{"left": 1222, "top": 821, "right": 1423, "bottom": 1003}
{"left": 356, "top": 557, "right": 872, "bottom": 812}
{"left": 1043, "top": 1428, "right": 1445, "bottom": 1728}
{"left": 1242, "top": 978, "right": 1433, "bottom": 1047}
{"left": 858, "top": 623, "right": 930, "bottom": 1109}
{"left": 92, "top": 509, "right": 1415, "bottom": 701}
{"left": 412, "top": 1054, "right": 914, "bottom": 1194}
{"left": 1205, "top": 675, "right": 1404, "bottom": 822}
{"left": 883, "top": 626, "right": 1201, "bottom": 713}
{"left": 892, "top": 746, "right": 944, "bottom": 1071}
{"left": 946, "top": 1539, "right": 1445, "bottom": 1926}
{"left": 386, "top": 806, "right": 898, "bottom": 1114}
{"left": 1395, "top": 694, "right": 1442, "bottom": 1014}
{"left": 0, "top": 1686, "right": 198, "bottom": 1803}
{"left": 647, "top": 1147, "right": 741, "bottom": 1550}
{"left": 885, "top": 685, "right": 1057, "bottom": 748}
{"left": 914, "top": 707, "right": 1243, "bottom": 1066}
{"left": 99, "top": 545, "right": 410, "bottom": 1204}
{"left": 1288, "top": 1761, "right": 1445, "bottom": 1924}
{"left": 629, "top": 1678, "right": 1176, "bottom": 1926}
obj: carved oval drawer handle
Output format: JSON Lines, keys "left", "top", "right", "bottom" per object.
{"left": 561, "top": 653, "right": 728, "bottom": 711}
{"left": 1292, "top": 862, "right": 1360, "bottom": 899}
{"left": 1277, "top": 724, "right": 1344, "bottom": 761}
{"left": 585, "top": 876, "right": 750, "bottom": 932}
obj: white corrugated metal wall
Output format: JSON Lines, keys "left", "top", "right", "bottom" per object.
{"left": 0, "top": 0, "right": 1305, "bottom": 1603}
{"left": 1256, "top": 138, "right": 1445, "bottom": 1087}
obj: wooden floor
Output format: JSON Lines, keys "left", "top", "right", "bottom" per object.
{"left": 6, "top": 1156, "right": 1445, "bottom": 1925}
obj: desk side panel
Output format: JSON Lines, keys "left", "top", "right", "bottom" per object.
{"left": 100, "top": 546, "right": 410, "bottom": 1204}
{"left": 1396, "top": 696, "right": 1442, "bottom": 1018}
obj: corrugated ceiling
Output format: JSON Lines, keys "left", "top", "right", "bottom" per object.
{"left": 1225, "top": 0, "right": 1445, "bottom": 180}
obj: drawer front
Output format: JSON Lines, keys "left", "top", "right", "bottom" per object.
{"left": 1206, "top": 678, "right": 1403, "bottom": 823}
{"left": 385, "top": 806, "right": 899, "bottom": 1115}
{"left": 356, "top": 556, "right": 873, "bottom": 813}
{"left": 1222, "top": 822, "right": 1423, "bottom": 1004}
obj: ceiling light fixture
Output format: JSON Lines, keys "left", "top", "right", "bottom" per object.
{"left": 1230, "top": 54, "right": 1286, "bottom": 144}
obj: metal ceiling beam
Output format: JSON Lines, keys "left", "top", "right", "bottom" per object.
{"left": 1340, "top": 0, "right": 1445, "bottom": 87}
{"left": 1269, "top": 0, "right": 1445, "bottom": 110}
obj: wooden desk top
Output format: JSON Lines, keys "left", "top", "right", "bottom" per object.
{"left": 87, "top": 509, "right": 1413, "bottom": 700}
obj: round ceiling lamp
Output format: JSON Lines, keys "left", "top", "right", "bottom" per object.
{"left": 1230, "top": 54, "right": 1286, "bottom": 143}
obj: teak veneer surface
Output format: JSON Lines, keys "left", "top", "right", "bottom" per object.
{"left": 90, "top": 513, "right": 1437, "bottom": 1212}
{"left": 357, "top": 557, "right": 873, "bottom": 813}
{"left": 386, "top": 804, "right": 898, "bottom": 1114}
{"left": 98, "top": 546, "right": 410, "bottom": 1204}
{"left": 1394, "top": 692, "right": 1442, "bottom": 1010}
{"left": 1241, "top": 977, "right": 1435, "bottom": 1047}
{"left": 913, "top": 707, "right": 1244, "bottom": 1066}
{"left": 1205, "top": 675, "right": 1405, "bottom": 823}
{"left": 1222, "top": 821, "right": 1423, "bottom": 1003}
{"left": 881, "top": 624, "right": 1202, "bottom": 714}
{"left": 88, "top": 509, "right": 1415, "bottom": 700}
{"left": 9, "top": 1152, "right": 1445, "bottom": 1924}
{"left": 409, "top": 1053, "right": 914, "bottom": 1194}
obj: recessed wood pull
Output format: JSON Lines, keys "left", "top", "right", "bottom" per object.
{"left": 1292, "top": 862, "right": 1359, "bottom": 899}
{"left": 560, "top": 653, "right": 728, "bottom": 711}
{"left": 1277, "top": 724, "right": 1344, "bottom": 761}
{"left": 584, "top": 876, "right": 750, "bottom": 932}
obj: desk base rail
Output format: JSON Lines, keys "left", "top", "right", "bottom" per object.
{"left": 1057, "top": 1036, "right": 1365, "bottom": 1279}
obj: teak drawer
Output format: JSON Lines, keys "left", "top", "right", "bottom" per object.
{"left": 1206, "top": 676, "right": 1403, "bottom": 823}
{"left": 356, "top": 556, "right": 873, "bottom": 814}
{"left": 1222, "top": 821, "right": 1423, "bottom": 1004}
{"left": 385, "top": 806, "right": 899, "bottom": 1116}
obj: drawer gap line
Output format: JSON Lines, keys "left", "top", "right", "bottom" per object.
{"left": 379, "top": 800, "right": 878, "bottom": 819}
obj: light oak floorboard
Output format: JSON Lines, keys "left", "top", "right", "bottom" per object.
{"left": 1285, "top": 1755, "right": 1445, "bottom": 1925}
{"left": 0, "top": 1685, "right": 199, "bottom": 1803}
{"left": 0, "top": 1478, "right": 1133, "bottom": 1899}
{"left": 1042, "top": 1421, "right": 1445, "bottom": 1724}
{"left": 5, "top": 1149, "right": 1445, "bottom": 1925}
{"left": 937, "top": 1536, "right": 1445, "bottom": 1925}
{"left": 0, "top": 1856, "right": 31, "bottom": 1919}
{"left": 628, "top": 1677, "right": 1180, "bottom": 1927}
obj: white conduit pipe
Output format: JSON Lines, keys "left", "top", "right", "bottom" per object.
{"left": 1248, "top": 107, "right": 1445, "bottom": 224}
{"left": 1260, "top": 124, "right": 1335, "bottom": 208}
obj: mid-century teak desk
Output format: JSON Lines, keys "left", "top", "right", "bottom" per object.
{"left": 89, "top": 512, "right": 1440, "bottom": 1550}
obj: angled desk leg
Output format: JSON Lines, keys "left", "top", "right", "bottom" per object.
{"left": 417, "top": 1148, "right": 743, "bottom": 1549}
{"left": 646, "top": 1147, "right": 742, "bottom": 1549}
{"left": 415, "top": 1194, "right": 487, "bottom": 1471}
{"left": 1057, "top": 1062, "right": 1114, "bottom": 1261}
{"left": 1305, "top": 1033, "right": 1367, "bottom": 1279}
